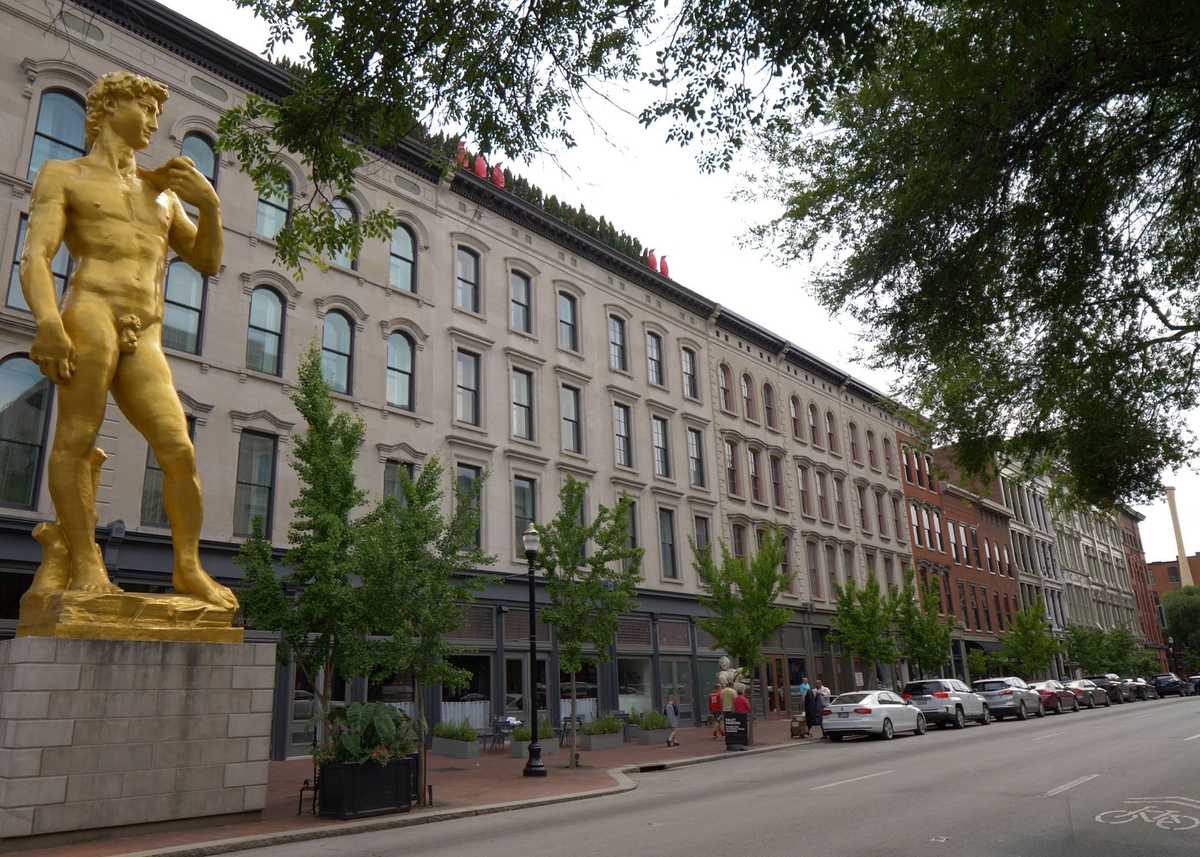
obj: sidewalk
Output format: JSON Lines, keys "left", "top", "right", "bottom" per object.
{"left": 13, "top": 719, "right": 806, "bottom": 857}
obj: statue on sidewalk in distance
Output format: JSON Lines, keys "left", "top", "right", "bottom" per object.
{"left": 15, "top": 70, "right": 241, "bottom": 642}
{"left": 716, "top": 655, "right": 747, "bottom": 694}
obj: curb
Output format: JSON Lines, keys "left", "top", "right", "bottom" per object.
{"left": 122, "top": 739, "right": 815, "bottom": 857}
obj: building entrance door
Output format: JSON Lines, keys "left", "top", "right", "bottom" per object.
{"left": 505, "top": 654, "right": 549, "bottom": 725}
{"left": 765, "top": 656, "right": 788, "bottom": 714}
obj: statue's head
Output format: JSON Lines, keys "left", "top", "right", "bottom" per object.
{"left": 85, "top": 72, "right": 169, "bottom": 151}
{"left": 718, "top": 655, "right": 732, "bottom": 671}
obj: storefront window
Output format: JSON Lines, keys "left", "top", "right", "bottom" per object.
{"left": 617, "top": 657, "right": 652, "bottom": 715}
{"left": 442, "top": 654, "right": 491, "bottom": 730}
{"left": 660, "top": 657, "right": 694, "bottom": 720}
{"left": 561, "top": 662, "right": 599, "bottom": 721}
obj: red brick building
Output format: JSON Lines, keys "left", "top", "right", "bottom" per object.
{"left": 1118, "top": 508, "right": 1168, "bottom": 670}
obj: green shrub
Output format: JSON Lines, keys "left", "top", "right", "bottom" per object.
{"left": 316, "top": 702, "right": 417, "bottom": 766}
{"left": 433, "top": 719, "right": 478, "bottom": 742}
{"left": 582, "top": 715, "right": 623, "bottom": 736}
{"left": 639, "top": 711, "right": 670, "bottom": 730}
{"left": 512, "top": 718, "right": 555, "bottom": 742}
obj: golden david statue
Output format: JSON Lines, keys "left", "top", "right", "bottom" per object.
{"left": 15, "top": 71, "right": 241, "bottom": 642}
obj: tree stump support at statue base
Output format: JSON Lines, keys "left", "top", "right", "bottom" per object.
{"left": 0, "top": 637, "right": 275, "bottom": 840}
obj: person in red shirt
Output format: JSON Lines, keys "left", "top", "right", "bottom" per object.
{"left": 734, "top": 688, "right": 751, "bottom": 714}
{"left": 708, "top": 684, "right": 724, "bottom": 738}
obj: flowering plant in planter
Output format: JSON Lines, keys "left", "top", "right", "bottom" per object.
{"left": 316, "top": 703, "right": 419, "bottom": 819}
{"left": 316, "top": 702, "right": 418, "bottom": 766}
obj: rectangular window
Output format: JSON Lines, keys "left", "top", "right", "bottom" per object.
{"left": 933, "top": 511, "right": 945, "bottom": 552}
{"left": 834, "top": 477, "right": 847, "bottom": 525}
{"left": 971, "top": 529, "right": 982, "bottom": 567}
{"left": 798, "top": 465, "right": 812, "bottom": 515}
{"left": 456, "top": 463, "right": 483, "bottom": 548}
{"left": 681, "top": 348, "right": 699, "bottom": 399}
{"left": 646, "top": 333, "right": 664, "bottom": 386}
{"left": 959, "top": 524, "right": 969, "bottom": 564}
{"left": 770, "top": 455, "right": 785, "bottom": 507}
{"left": 922, "top": 507, "right": 933, "bottom": 547}
{"left": 383, "top": 460, "right": 414, "bottom": 504}
{"left": 608, "top": 316, "right": 627, "bottom": 371}
{"left": 972, "top": 585, "right": 982, "bottom": 630}
{"left": 141, "top": 416, "right": 196, "bottom": 527}
{"left": 825, "top": 543, "right": 839, "bottom": 597}
{"left": 557, "top": 292, "right": 578, "bottom": 351}
{"left": 622, "top": 500, "right": 639, "bottom": 571}
{"left": 510, "top": 271, "right": 532, "bottom": 332}
{"left": 875, "top": 491, "right": 887, "bottom": 535}
{"left": 613, "top": 403, "right": 632, "bottom": 467}
{"left": 455, "top": 350, "right": 481, "bottom": 425}
{"left": 732, "top": 524, "right": 747, "bottom": 558}
{"left": 959, "top": 580, "right": 970, "bottom": 628}
{"left": 511, "top": 368, "right": 533, "bottom": 440}
{"left": 514, "top": 476, "right": 536, "bottom": 553}
{"left": 659, "top": 508, "right": 677, "bottom": 579}
{"left": 994, "top": 592, "right": 1004, "bottom": 631}
{"left": 910, "top": 503, "right": 923, "bottom": 546}
{"left": 948, "top": 519, "right": 960, "bottom": 563}
{"left": 857, "top": 484, "right": 869, "bottom": 532}
{"left": 748, "top": 449, "right": 762, "bottom": 501}
{"left": 725, "top": 440, "right": 740, "bottom": 496}
{"left": 884, "top": 555, "right": 897, "bottom": 593}
{"left": 686, "top": 428, "right": 705, "bottom": 487}
{"left": 843, "top": 547, "right": 856, "bottom": 588}
{"left": 455, "top": 247, "right": 480, "bottom": 312}
{"left": 817, "top": 472, "right": 830, "bottom": 520}
{"left": 892, "top": 496, "right": 903, "bottom": 540}
{"left": 651, "top": 415, "right": 671, "bottom": 478}
{"left": 984, "top": 538, "right": 994, "bottom": 573}
{"left": 233, "top": 430, "right": 276, "bottom": 537}
{"left": 561, "top": 385, "right": 582, "bottom": 453}
{"left": 694, "top": 515, "right": 711, "bottom": 553}
{"left": 807, "top": 541, "right": 821, "bottom": 600}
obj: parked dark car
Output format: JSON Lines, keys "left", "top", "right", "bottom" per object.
{"left": 1064, "top": 679, "right": 1111, "bottom": 708}
{"left": 1031, "top": 680, "right": 1079, "bottom": 714}
{"left": 972, "top": 676, "right": 1044, "bottom": 720}
{"left": 1084, "top": 674, "right": 1133, "bottom": 703}
{"left": 1128, "top": 678, "right": 1159, "bottom": 700}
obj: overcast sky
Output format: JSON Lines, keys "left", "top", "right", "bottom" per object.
{"left": 159, "top": 0, "right": 1197, "bottom": 565}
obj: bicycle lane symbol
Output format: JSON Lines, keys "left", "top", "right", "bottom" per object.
{"left": 1095, "top": 797, "right": 1200, "bottom": 832}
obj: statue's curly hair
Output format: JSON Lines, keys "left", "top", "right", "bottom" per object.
{"left": 84, "top": 71, "right": 169, "bottom": 149}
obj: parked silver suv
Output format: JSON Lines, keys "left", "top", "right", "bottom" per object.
{"left": 972, "top": 676, "right": 1044, "bottom": 720}
{"left": 902, "top": 678, "right": 990, "bottom": 728}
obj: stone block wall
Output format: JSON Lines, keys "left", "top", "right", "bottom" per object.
{"left": 0, "top": 637, "right": 276, "bottom": 839}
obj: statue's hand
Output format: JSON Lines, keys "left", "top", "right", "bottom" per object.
{"left": 151, "top": 156, "right": 218, "bottom": 209}
{"left": 30, "top": 322, "right": 76, "bottom": 384}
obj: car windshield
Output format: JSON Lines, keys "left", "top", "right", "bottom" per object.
{"left": 903, "top": 681, "right": 947, "bottom": 695}
{"left": 974, "top": 680, "right": 1010, "bottom": 692}
{"left": 832, "top": 693, "right": 871, "bottom": 705}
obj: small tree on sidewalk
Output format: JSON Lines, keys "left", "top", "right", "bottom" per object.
{"left": 895, "top": 570, "right": 956, "bottom": 679}
{"left": 349, "top": 456, "right": 493, "bottom": 802}
{"left": 832, "top": 575, "right": 899, "bottom": 688}
{"left": 238, "top": 344, "right": 368, "bottom": 730}
{"left": 693, "top": 528, "right": 791, "bottom": 744}
{"left": 537, "top": 478, "right": 641, "bottom": 768}
{"left": 1000, "top": 597, "right": 1060, "bottom": 678}
{"left": 1065, "top": 625, "right": 1111, "bottom": 675}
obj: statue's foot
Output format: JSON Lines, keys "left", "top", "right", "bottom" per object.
{"left": 173, "top": 564, "right": 239, "bottom": 611}
{"left": 68, "top": 552, "right": 122, "bottom": 594}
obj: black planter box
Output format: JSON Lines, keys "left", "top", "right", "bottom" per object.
{"left": 318, "top": 757, "right": 414, "bottom": 819}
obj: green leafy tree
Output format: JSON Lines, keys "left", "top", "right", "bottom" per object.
{"left": 831, "top": 574, "right": 898, "bottom": 688}
{"left": 238, "top": 344, "right": 368, "bottom": 731}
{"left": 999, "top": 599, "right": 1060, "bottom": 678}
{"left": 1102, "top": 627, "right": 1142, "bottom": 677}
{"left": 694, "top": 528, "right": 792, "bottom": 743}
{"left": 1163, "top": 586, "right": 1200, "bottom": 671}
{"left": 894, "top": 570, "right": 955, "bottom": 678}
{"left": 966, "top": 649, "right": 989, "bottom": 682}
{"left": 1065, "top": 626, "right": 1112, "bottom": 675}
{"left": 537, "top": 478, "right": 641, "bottom": 767}
{"left": 349, "top": 456, "right": 493, "bottom": 799}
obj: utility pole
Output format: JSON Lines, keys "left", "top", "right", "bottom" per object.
{"left": 1164, "top": 486, "right": 1193, "bottom": 586}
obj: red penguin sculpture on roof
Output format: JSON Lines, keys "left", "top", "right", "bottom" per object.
{"left": 491, "top": 163, "right": 506, "bottom": 188}
{"left": 455, "top": 139, "right": 469, "bottom": 169}
{"left": 659, "top": 255, "right": 669, "bottom": 278}
{"left": 474, "top": 154, "right": 488, "bottom": 178}
{"left": 647, "top": 248, "right": 657, "bottom": 270}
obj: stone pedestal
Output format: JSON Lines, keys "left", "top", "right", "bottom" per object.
{"left": 0, "top": 636, "right": 276, "bottom": 839}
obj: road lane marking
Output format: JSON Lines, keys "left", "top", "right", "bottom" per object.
{"left": 810, "top": 770, "right": 895, "bottom": 791}
{"left": 1032, "top": 730, "right": 1066, "bottom": 742}
{"left": 1045, "top": 774, "right": 1100, "bottom": 796}
{"left": 1184, "top": 734, "right": 1200, "bottom": 742}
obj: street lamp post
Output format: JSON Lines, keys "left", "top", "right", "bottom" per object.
{"left": 522, "top": 523, "right": 547, "bottom": 777}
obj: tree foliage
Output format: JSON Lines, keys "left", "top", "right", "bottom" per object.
{"left": 1163, "top": 586, "right": 1200, "bottom": 669}
{"left": 999, "top": 598, "right": 1060, "bottom": 677}
{"left": 894, "top": 571, "right": 955, "bottom": 677}
{"left": 1064, "top": 625, "right": 1111, "bottom": 676}
{"left": 537, "top": 478, "right": 641, "bottom": 766}
{"left": 752, "top": 1, "right": 1200, "bottom": 506}
{"left": 831, "top": 574, "right": 898, "bottom": 678}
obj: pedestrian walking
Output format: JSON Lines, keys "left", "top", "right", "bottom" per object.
{"left": 797, "top": 675, "right": 811, "bottom": 699}
{"left": 815, "top": 677, "right": 832, "bottom": 703}
{"left": 664, "top": 694, "right": 681, "bottom": 747}
{"left": 804, "top": 680, "right": 826, "bottom": 739}
{"left": 734, "top": 687, "right": 751, "bottom": 714}
{"left": 708, "top": 684, "right": 724, "bottom": 738}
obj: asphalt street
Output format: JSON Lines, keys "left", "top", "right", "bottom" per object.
{"left": 240, "top": 695, "right": 1200, "bottom": 857}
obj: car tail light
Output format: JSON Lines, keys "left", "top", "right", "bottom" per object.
{"left": 932, "top": 691, "right": 951, "bottom": 699}
{"left": 901, "top": 692, "right": 912, "bottom": 700}
{"left": 822, "top": 708, "right": 832, "bottom": 716}
{"left": 853, "top": 707, "right": 873, "bottom": 714}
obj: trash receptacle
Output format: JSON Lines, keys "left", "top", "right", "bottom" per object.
{"left": 790, "top": 714, "right": 807, "bottom": 739}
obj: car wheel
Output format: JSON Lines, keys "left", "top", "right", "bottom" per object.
{"left": 1037, "top": 701, "right": 1046, "bottom": 717}
{"left": 1071, "top": 698, "right": 1079, "bottom": 712}
{"left": 978, "top": 706, "right": 991, "bottom": 725}
{"left": 829, "top": 733, "right": 844, "bottom": 742}
{"left": 915, "top": 715, "right": 927, "bottom": 735}
{"left": 880, "top": 719, "right": 894, "bottom": 740}
{"left": 953, "top": 707, "right": 965, "bottom": 729}
{"left": 1017, "top": 701, "right": 1028, "bottom": 721}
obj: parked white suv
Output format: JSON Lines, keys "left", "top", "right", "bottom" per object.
{"left": 901, "top": 678, "right": 991, "bottom": 728}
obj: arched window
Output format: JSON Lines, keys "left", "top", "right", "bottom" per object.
{"left": 849, "top": 422, "right": 861, "bottom": 462}
{"left": 245, "top": 287, "right": 283, "bottom": 375}
{"left": 924, "top": 454, "right": 937, "bottom": 491}
{"left": 866, "top": 429, "right": 878, "bottom": 468}
{"left": 0, "top": 355, "right": 53, "bottom": 508}
{"left": 608, "top": 315, "right": 627, "bottom": 371}
{"left": 181, "top": 132, "right": 218, "bottom": 187}
{"left": 680, "top": 347, "right": 698, "bottom": 399}
{"left": 646, "top": 332, "right": 664, "bottom": 385}
{"left": 389, "top": 224, "right": 416, "bottom": 292}
{"left": 901, "top": 445, "right": 913, "bottom": 482}
{"left": 808, "top": 404, "right": 821, "bottom": 447}
{"left": 162, "top": 260, "right": 205, "bottom": 354}
{"left": 321, "top": 311, "right": 353, "bottom": 394}
{"left": 256, "top": 176, "right": 291, "bottom": 239}
{"left": 762, "top": 384, "right": 776, "bottom": 428}
{"left": 331, "top": 197, "right": 357, "bottom": 269}
{"left": 884, "top": 437, "right": 895, "bottom": 475}
{"left": 825, "top": 411, "right": 838, "bottom": 451}
{"left": 913, "top": 450, "right": 925, "bottom": 487}
{"left": 741, "top": 374, "right": 755, "bottom": 419}
{"left": 387, "top": 332, "right": 414, "bottom": 410}
{"left": 557, "top": 291, "right": 578, "bottom": 351}
{"left": 510, "top": 270, "right": 532, "bottom": 333}
{"left": 28, "top": 90, "right": 85, "bottom": 180}
{"left": 718, "top": 365, "right": 734, "bottom": 411}
{"left": 455, "top": 247, "right": 480, "bottom": 312}
{"left": 790, "top": 396, "right": 802, "bottom": 439}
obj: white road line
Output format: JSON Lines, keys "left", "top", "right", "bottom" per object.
{"left": 1044, "top": 774, "right": 1100, "bottom": 797}
{"left": 1032, "top": 730, "right": 1066, "bottom": 742}
{"left": 810, "top": 770, "right": 895, "bottom": 791}
{"left": 1184, "top": 733, "right": 1200, "bottom": 742}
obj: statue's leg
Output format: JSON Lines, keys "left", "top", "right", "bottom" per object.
{"left": 52, "top": 300, "right": 120, "bottom": 592}
{"left": 111, "top": 329, "right": 237, "bottom": 611}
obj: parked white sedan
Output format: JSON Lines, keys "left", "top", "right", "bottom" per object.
{"left": 822, "top": 690, "right": 927, "bottom": 741}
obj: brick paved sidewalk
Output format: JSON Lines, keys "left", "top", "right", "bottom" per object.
{"left": 11, "top": 719, "right": 803, "bottom": 857}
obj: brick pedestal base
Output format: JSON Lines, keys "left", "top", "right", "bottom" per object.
{"left": 0, "top": 637, "right": 276, "bottom": 839}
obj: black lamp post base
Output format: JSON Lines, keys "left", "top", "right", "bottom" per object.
{"left": 523, "top": 742, "right": 547, "bottom": 777}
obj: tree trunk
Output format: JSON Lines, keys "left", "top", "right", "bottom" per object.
{"left": 569, "top": 673, "right": 578, "bottom": 769}
{"left": 747, "top": 661, "right": 756, "bottom": 746}
{"left": 416, "top": 682, "right": 427, "bottom": 807}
